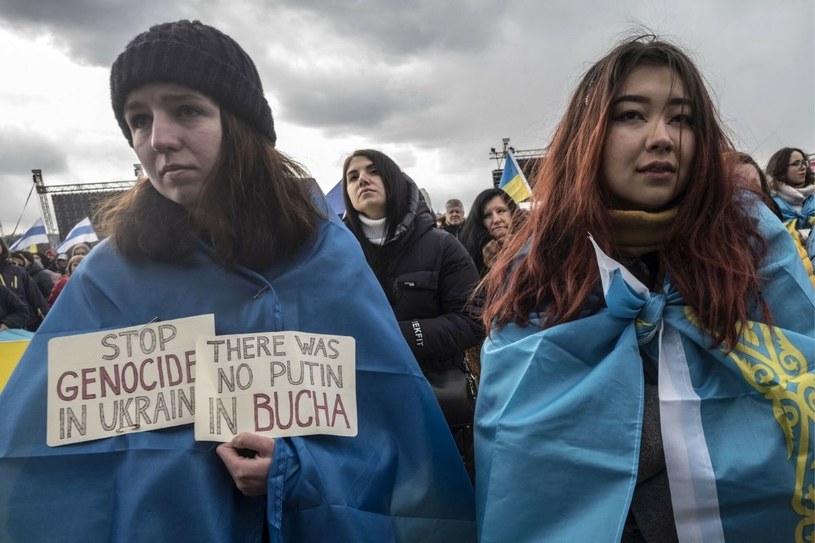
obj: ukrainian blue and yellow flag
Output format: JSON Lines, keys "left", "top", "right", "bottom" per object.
{"left": 498, "top": 151, "right": 531, "bottom": 203}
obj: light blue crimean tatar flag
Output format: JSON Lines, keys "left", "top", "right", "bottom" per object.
{"left": 9, "top": 218, "right": 50, "bottom": 251}
{"left": 56, "top": 217, "right": 98, "bottom": 253}
{"left": 475, "top": 202, "right": 815, "bottom": 543}
{"left": 498, "top": 150, "right": 532, "bottom": 203}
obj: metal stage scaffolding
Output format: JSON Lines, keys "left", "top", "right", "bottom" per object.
{"left": 32, "top": 167, "right": 138, "bottom": 243}
{"left": 488, "top": 138, "right": 546, "bottom": 187}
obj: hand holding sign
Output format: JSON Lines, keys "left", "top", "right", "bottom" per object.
{"left": 216, "top": 432, "right": 276, "bottom": 496}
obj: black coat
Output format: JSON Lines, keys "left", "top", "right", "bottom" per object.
{"left": 27, "top": 261, "right": 55, "bottom": 298}
{"left": 347, "top": 186, "right": 482, "bottom": 373}
{"left": 0, "top": 284, "right": 30, "bottom": 329}
{"left": 0, "top": 262, "right": 49, "bottom": 331}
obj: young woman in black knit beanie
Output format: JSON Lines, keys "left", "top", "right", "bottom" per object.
{"left": 0, "top": 20, "right": 476, "bottom": 543}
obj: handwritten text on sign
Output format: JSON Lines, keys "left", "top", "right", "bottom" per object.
{"left": 195, "top": 331, "right": 357, "bottom": 441}
{"left": 47, "top": 315, "right": 215, "bottom": 446}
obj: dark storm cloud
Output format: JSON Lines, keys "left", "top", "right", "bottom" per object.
{"left": 0, "top": 127, "right": 69, "bottom": 233}
{"left": 0, "top": 127, "right": 68, "bottom": 175}
{"left": 279, "top": 0, "right": 501, "bottom": 57}
{"left": 0, "top": 0, "right": 811, "bottom": 216}
{"left": 249, "top": 0, "right": 626, "bottom": 151}
{"left": 0, "top": 0, "right": 216, "bottom": 65}
{"left": 266, "top": 59, "right": 437, "bottom": 134}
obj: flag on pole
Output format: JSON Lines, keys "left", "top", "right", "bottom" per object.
{"left": 56, "top": 217, "right": 98, "bottom": 254}
{"left": 9, "top": 218, "right": 50, "bottom": 251}
{"left": 499, "top": 151, "right": 532, "bottom": 203}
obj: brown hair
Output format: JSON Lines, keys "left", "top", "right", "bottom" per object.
{"left": 766, "top": 147, "right": 814, "bottom": 189}
{"left": 99, "top": 111, "right": 321, "bottom": 271}
{"left": 482, "top": 36, "right": 767, "bottom": 350}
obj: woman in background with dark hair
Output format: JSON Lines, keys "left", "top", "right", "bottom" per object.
{"left": 342, "top": 148, "right": 482, "bottom": 481}
{"left": 766, "top": 147, "right": 814, "bottom": 256}
{"left": 459, "top": 188, "right": 520, "bottom": 277}
{"left": 476, "top": 36, "right": 814, "bottom": 542}
{"left": 766, "top": 147, "right": 814, "bottom": 224}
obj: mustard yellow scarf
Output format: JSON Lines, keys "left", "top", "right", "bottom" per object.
{"left": 609, "top": 207, "right": 677, "bottom": 257}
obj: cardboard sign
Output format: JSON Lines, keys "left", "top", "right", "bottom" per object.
{"left": 195, "top": 331, "right": 357, "bottom": 441}
{"left": 47, "top": 315, "right": 215, "bottom": 446}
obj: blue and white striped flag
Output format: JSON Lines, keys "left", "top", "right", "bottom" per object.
{"left": 9, "top": 218, "right": 50, "bottom": 251}
{"left": 56, "top": 217, "right": 98, "bottom": 254}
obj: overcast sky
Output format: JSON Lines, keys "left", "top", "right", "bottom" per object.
{"left": 0, "top": 0, "right": 813, "bottom": 236}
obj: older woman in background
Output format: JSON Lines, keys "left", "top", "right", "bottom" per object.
{"left": 459, "top": 188, "right": 520, "bottom": 277}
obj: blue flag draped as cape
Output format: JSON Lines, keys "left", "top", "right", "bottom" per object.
{"left": 0, "top": 198, "right": 475, "bottom": 542}
{"left": 773, "top": 194, "right": 815, "bottom": 231}
{"left": 475, "top": 203, "right": 814, "bottom": 543}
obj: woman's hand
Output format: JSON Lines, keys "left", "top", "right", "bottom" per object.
{"left": 216, "top": 432, "right": 276, "bottom": 496}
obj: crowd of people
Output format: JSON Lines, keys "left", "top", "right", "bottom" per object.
{"left": 0, "top": 238, "right": 94, "bottom": 331}
{"left": 0, "top": 19, "right": 812, "bottom": 543}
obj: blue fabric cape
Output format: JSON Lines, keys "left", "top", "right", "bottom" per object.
{"left": 475, "top": 203, "right": 814, "bottom": 543}
{"left": 774, "top": 194, "right": 815, "bottom": 231}
{"left": 0, "top": 201, "right": 475, "bottom": 542}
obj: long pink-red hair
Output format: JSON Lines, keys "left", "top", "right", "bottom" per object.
{"left": 482, "top": 36, "right": 767, "bottom": 350}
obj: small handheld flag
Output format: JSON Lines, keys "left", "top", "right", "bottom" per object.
{"left": 499, "top": 151, "right": 532, "bottom": 203}
{"left": 56, "top": 217, "right": 98, "bottom": 254}
{"left": 9, "top": 218, "right": 50, "bottom": 251}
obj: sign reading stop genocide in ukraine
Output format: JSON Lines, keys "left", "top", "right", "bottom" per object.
{"left": 194, "top": 331, "right": 357, "bottom": 441}
{"left": 47, "top": 315, "right": 214, "bottom": 446}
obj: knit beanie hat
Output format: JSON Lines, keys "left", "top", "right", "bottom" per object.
{"left": 110, "top": 20, "right": 275, "bottom": 146}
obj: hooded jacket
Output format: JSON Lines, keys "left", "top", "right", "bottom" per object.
{"left": 0, "top": 284, "right": 29, "bottom": 329}
{"left": 346, "top": 178, "right": 482, "bottom": 374}
{"left": 26, "top": 259, "right": 55, "bottom": 298}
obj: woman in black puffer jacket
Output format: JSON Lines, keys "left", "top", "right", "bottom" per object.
{"left": 342, "top": 149, "right": 482, "bottom": 481}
